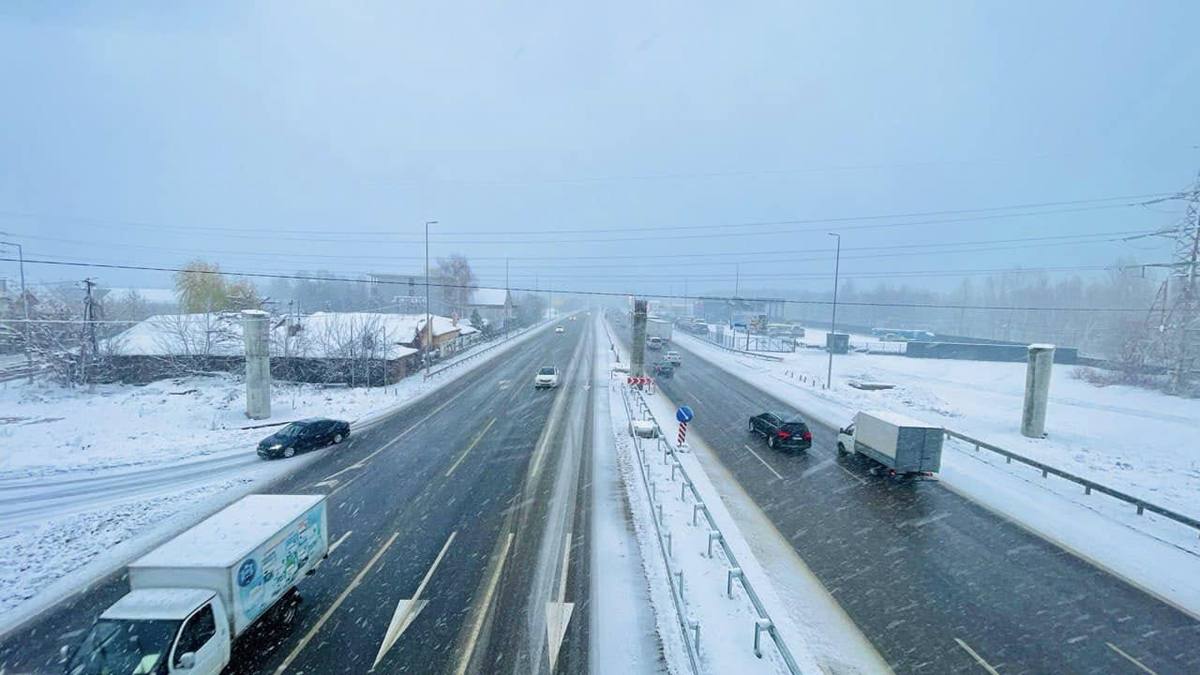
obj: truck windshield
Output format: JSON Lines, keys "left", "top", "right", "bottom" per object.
{"left": 67, "top": 618, "right": 180, "bottom": 675}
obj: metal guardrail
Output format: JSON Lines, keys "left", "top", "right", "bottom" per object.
{"left": 424, "top": 319, "right": 551, "bottom": 379}
{"left": 945, "top": 429, "right": 1200, "bottom": 538}
{"left": 679, "top": 332, "right": 785, "bottom": 362}
{"left": 617, "top": 382, "right": 805, "bottom": 674}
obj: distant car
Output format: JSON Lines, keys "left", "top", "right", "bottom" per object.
{"left": 570, "top": 316, "right": 577, "bottom": 321}
{"left": 258, "top": 418, "right": 350, "bottom": 459}
{"left": 555, "top": 326, "right": 565, "bottom": 333}
{"left": 664, "top": 350, "right": 682, "bottom": 366}
{"left": 646, "top": 336, "right": 664, "bottom": 350}
{"left": 535, "top": 366, "right": 560, "bottom": 388}
{"left": 748, "top": 412, "right": 813, "bottom": 451}
{"left": 652, "top": 361, "right": 675, "bottom": 378}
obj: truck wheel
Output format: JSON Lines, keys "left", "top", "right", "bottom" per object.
{"left": 283, "top": 447, "right": 295, "bottom": 458}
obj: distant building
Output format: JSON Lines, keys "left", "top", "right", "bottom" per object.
{"left": 463, "top": 287, "right": 514, "bottom": 327}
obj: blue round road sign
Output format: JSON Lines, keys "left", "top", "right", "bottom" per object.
{"left": 676, "top": 406, "right": 694, "bottom": 423}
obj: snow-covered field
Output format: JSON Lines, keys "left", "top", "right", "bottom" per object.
{"left": 0, "top": 322, "right": 551, "bottom": 631}
{"left": 691, "top": 327, "right": 1200, "bottom": 521}
{"left": 675, "top": 329, "right": 1200, "bottom": 618}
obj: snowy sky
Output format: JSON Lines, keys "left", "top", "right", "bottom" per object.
{"left": 1, "top": 1, "right": 1197, "bottom": 296}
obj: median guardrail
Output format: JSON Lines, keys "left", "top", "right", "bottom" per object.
{"left": 945, "top": 429, "right": 1200, "bottom": 538}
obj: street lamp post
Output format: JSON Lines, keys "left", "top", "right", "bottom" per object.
{"left": 0, "top": 238, "right": 30, "bottom": 382}
{"left": 425, "top": 220, "right": 438, "bottom": 380}
{"left": 826, "top": 232, "right": 841, "bottom": 389}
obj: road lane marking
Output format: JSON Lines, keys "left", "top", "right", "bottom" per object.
{"left": 370, "top": 532, "right": 457, "bottom": 671}
{"left": 275, "top": 532, "right": 400, "bottom": 674}
{"left": 1106, "top": 642, "right": 1157, "bottom": 674}
{"left": 837, "top": 463, "right": 868, "bottom": 486}
{"left": 329, "top": 530, "right": 352, "bottom": 553}
{"left": 446, "top": 417, "right": 498, "bottom": 477}
{"left": 742, "top": 444, "right": 784, "bottom": 480}
{"left": 953, "top": 637, "right": 1000, "bottom": 675}
{"left": 453, "top": 532, "right": 515, "bottom": 675}
{"left": 545, "top": 531, "right": 574, "bottom": 672}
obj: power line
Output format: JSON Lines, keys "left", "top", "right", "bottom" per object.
{"left": 0, "top": 255, "right": 1153, "bottom": 314}
{"left": 0, "top": 190, "right": 1175, "bottom": 243}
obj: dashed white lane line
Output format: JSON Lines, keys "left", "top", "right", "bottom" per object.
{"left": 452, "top": 532, "right": 515, "bottom": 675}
{"left": 275, "top": 531, "right": 400, "bottom": 674}
{"left": 445, "top": 417, "right": 498, "bottom": 477}
{"left": 329, "top": 530, "right": 352, "bottom": 554}
{"left": 1106, "top": 642, "right": 1158, "bottom": 674}
{"left": 954, "top": 637, "right": 1000, "bottom": 675}
{"left": 836, "top": 462, "right": 868, "bottom": 486}
{"left": 742, "top": 443, "right": 784, "bottom": 480}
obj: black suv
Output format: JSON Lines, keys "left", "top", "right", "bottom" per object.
{"left": 748, "top": 412, "right": 812, "bottom": 451}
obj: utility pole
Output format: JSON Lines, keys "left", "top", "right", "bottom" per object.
{"left": 0, "top": 237, "right": 30, "bottom": 382}
{"left": 734, "top": 263, "right": 740, "bottom": 298}
{"left": 826, "top": 232, "right": 842, "bottom": 389}
{"left": 425, "top": 220, "right": 437, "bottom": 380}
{"left": 80, "top": 278, "right": 98, "bottom": 386}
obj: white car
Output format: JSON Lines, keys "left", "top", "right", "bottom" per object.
{"left": 555, "top": 326, "right": 565, "bottom": 333}
{"left": 535, "top": 366, "right": 560, "bottom": 388}
{"left": 664, "top": 350, "right": 681, "bottom": 366}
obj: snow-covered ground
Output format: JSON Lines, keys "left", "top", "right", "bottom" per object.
{"left": 0, "top": 322, "right": 552, "bottom": 632}
{"left": 675, "top": 329, "right": 1200, "bottom": 619}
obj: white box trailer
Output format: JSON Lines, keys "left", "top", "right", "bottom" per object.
{"left": 647, "top": 318, "right": 673, "bottom": 342}
{"left": 65, "top": 494, "right": 329, "bottom": 675}
{"left": 839, "top": 410, "right": 943, "bottom": 475}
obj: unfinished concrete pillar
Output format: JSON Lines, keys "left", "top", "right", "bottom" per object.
{"left": 631, "top": 299, "right": 648, "bottom": 378}
{"left": 242, "top": 310, "right": 271, "bottom": 419}
{"left": 1021, "top": 344, "right": 1054, "bottom": 438}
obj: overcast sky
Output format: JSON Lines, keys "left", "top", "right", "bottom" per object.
{"left": 1, "top": 1, "right": 1197, "bottom": 298}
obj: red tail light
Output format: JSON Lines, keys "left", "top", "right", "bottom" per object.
{"left": 802, "top": 431, "right": 813, "bottom": 441}
{"left": 777, "top": 431, "right": 791, "bottom": 440}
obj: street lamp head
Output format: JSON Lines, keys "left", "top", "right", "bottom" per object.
{"left": 827, "top": 232, "right": 839, "bottom": 238}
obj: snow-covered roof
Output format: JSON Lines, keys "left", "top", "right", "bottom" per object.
{"left": 107, "top": 313, "right": 245, "bottom": 357}
{"left": 133, "top": 494, "right": 324, "bottom": 569}
{"left": 466, "top": 287, "right": 509, "bottom": 307}
{"left": 106, "top": 311, "right": 475, "bottom": 359}
{"left": 103, "top": 588, "right": 217, "bottom": 621}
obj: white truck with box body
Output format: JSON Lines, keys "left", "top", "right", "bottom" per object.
{"left": 837, "top": 411, "right": 943, "bottom": 475}
{"left": 646, "top": 318, "right": 673, "bottom": 343}
{"left": 64, "top": 494, "right": 329, "bottom": 675}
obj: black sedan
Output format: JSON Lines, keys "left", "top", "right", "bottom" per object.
{"left": 258, "top": 417, "right": 350, "bottom": 459}
{"left": 748, "top": 412, "right": 812, "bottom": 451}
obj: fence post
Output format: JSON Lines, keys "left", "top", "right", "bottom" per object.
{"left": 727, "top": 567, "right": 742, "bottom": 598}
{"left": 692, "top": 503, "right": 706, "bottom": 526}
{"left": 753, "top": 619, "right": 772, "bottom": 658}
{"left": 707, "top": 530, "right": 722, "bottom": 558}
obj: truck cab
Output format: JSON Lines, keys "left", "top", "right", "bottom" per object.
{"left": 66, "top": 588, "right": 231, "bottom": 675}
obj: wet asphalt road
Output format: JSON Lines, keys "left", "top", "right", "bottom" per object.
{"left": 645, "top": 331, "right": 1200, "bottom": 674}
{"left": 0, "top": 321, "right": 595, "bottom": 675}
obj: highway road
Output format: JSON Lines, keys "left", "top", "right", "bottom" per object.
{"left": 0, "top": 320, "right": 598, "bottom": 675}
{"left": 625, "top": 324, "right": 1199, "bottom": 674}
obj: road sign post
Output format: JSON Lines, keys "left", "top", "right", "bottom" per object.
{"left": 675, "top": 405, "right": 694, "bottom": 451}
